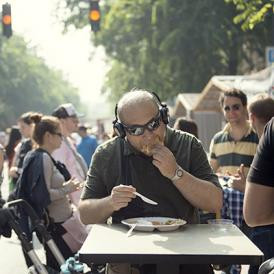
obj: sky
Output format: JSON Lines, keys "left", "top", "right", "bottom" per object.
{"left": 7, "top": 0, "right": 112, "bottom": 120}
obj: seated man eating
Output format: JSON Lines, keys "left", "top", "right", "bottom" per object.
{"left": 79, "top": 89, "right": 223, "bottom": 274}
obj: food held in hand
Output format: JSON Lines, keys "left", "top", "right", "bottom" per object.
{"left": 141, "top": 136, "right": 164, "bottom": 156}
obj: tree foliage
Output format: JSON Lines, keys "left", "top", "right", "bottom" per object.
{"left": 0, "top": 35, "right": 81, "bottom": 130}
{"left": 225, "top": 0, "right": 274, "bottom": 30}
{"left": 57, "top": 0, "right": 272, "bottom": 101}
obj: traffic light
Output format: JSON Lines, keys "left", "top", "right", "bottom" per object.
{"left": 2, "top": 3, "right": 12, "bottom": 38}
{"left": 89, "top": 0, "right": 100, "bottom": 33}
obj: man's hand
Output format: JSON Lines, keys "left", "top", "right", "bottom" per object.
{"left": 151, "top": 144, "right": 177, "bottom": 180}
{"left": 110, "top": 185, "right": 136, "bottom": 211}
{"left": 229, "top": 164, "right": 246, "bottom": 192}
{"left": 0, "top": 208, "right": 12, "bottom": 238}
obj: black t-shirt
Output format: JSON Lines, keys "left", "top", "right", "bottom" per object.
{"left": 247, "top": 117, "right": 274, "bottom": 187}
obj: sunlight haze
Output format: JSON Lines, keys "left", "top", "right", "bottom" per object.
{"left": 7, "top": 0, "right": 112, "bottom": 120}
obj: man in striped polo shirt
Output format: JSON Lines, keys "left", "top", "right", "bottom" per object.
{"left": 209, "top": 89, "right": 259, "bottom": 274}
{"left": 209, "top": 89, "right": 259, "bottom": 180}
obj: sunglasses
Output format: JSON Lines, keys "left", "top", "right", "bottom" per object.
{"left": 53, "top": 132, "right": 63, "bottom": 138}
{"left": 223, "top": 104, "right": 241, "bottom": 112}
{"left": 123, "top": 112, "right": 162, "bottom": 136}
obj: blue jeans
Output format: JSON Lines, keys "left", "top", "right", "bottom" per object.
{"left": 248, "top": 225, "right": 274, "bottom": 274}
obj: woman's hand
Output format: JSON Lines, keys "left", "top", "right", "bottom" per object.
{"left": 9, "top": 167, "right": 18, "bottom": 178}
{"left": 63, "top": 178, "right": 83, "bottom": 194}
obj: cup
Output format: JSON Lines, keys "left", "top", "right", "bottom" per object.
{"left": 207, "top": 219, "right": 233, "bottom": 232}
{"left": 207, "top": 219, "right": 233, "bottom": 225}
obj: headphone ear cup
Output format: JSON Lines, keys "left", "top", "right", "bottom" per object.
{"left": 113, "top": 122, "right": 126, "bottom": 138}
{"left": 160, "top": 106, "right": 169, "bottom": 125}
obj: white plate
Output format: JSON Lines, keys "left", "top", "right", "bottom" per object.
{"left": 121, "top": 217, "right": 187, "bottom": 232}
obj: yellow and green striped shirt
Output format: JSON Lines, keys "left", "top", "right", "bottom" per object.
{"left": 209, "top": 123, "right": 259, "bottom": 175}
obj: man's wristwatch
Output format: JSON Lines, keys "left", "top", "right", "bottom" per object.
{"left": 171, "top": 165, "right": 184, "bottom": 182}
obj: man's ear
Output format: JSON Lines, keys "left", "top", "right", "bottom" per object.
{"left": 249, "top": 112, "right": 255, "bottom": 123}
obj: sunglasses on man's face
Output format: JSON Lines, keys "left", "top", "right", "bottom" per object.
{"left": 223, "top": 104, "right": 241, "bottom": 112}
{"left": 123, "top": 112, "right": 162, "bottom": 136}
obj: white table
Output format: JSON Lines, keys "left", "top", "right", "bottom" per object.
{"left": 79, "top": 224, "right": 263, "bottom": 274}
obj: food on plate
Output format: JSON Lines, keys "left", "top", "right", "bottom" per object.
{"left": 122, "top": 217, "right": 186, "bottom": 232}
{"left": 151, "top": 219, "right": 182, "bottom": 226}
{"left": 165, "top": 219, "right": 179, "bottom": 225}
{"left": 151, "top": 221, "right": 161, "bottom": 225}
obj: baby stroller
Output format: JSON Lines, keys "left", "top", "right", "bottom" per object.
{"left": 4, "top": 199, "right": 105, "bottom": 274}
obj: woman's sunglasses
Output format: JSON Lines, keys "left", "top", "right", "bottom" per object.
{"left": 123, "top": 112, "right": 162, "bottom": 136}
{"left": 223, "top": 104, "right": 241, "bottom": 112}
{"left": 53, "top": 132, "right": 63, "bottom": 138}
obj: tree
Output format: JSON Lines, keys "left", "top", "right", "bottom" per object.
{"left": 225, "top": 0, "right": 274, "bottom": 30}
{"left": 0, "top": 35, "right": 81, "bottom": 129}
{"left": 56, "top": 0, "right": 272, "bottom": 101}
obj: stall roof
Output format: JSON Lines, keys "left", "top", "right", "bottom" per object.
{"left": 193, "top": 66, "right": 273, "bottom": 112}
{"left": 171, "top": 93, "right": 200, "bottom": 117}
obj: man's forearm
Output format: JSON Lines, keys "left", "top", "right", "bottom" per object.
{"left": 173, "top": 170, "right": 223, "bottom": 213}
{"left": 78, "top": 197, "right": 114, "bottom": 224}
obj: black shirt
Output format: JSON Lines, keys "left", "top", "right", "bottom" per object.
{"left": 247, "top": 117, "right": 274, "bottom": 187}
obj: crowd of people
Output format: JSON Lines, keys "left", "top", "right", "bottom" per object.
{"left": 0, "top": 103, "right": 99, "bottom": 271}
{"left": 0, "top": 88, "right": 274, "bottom": 274}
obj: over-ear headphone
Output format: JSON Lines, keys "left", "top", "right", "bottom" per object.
{"left": 112, "top": 92, "right": 169, "bottom": 138}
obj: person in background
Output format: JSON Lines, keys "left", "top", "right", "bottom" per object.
{"left": 77, "top": 124, "right": 98, "bottom": 167}
{"left": 232, "top": 93, "right": 274, "bottom": 192}
{"left": 173, "top": 117, "right": 198, "bottom": 138}
{"left": 0, "top": 144, "right": 5, "bottom": 200}
{"left": 101, "top": 132, "right": 111, "bottom": 142}
{"left": 79, "top": 89, "right": 222, "bottom": 274}
{"left": 52, "top": 103, "right": 87, "bottom": 206}
{"left": 95, "top": 119, "right": 106, "bottom": 144}
{"left": 209, "top": 89, "right": 258, "bottom": 178}
{"left": 16, "top": 114, "right": 86, "bottom": 271}
{"left": 0, "top": 131, "right": 6, "bottom": 147}
{"left": 9, "top": 112, "right": 38, "bottom": 192}
{"left": 209, "top": 89, "right": 258, "bottom": 274}
{"left": 5, "top": 126, "right": 22, "bottom": 192}
{"left": 5, "top": 126, "right": 22, "bottom": 169}
{"left": 244, "top": 117, "right": 274, "bottom": 226}
{"left": 0, "top": 141, "right": 15, "bottom": 239}
{"left": 240, "top": 94, "right": 274, "bottom": 274}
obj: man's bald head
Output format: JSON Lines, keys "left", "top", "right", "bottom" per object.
{"left": 117, "top": 90, "right": 159, "bottom": 123}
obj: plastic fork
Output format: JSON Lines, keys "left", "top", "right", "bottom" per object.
{"left": 126, "top": 223, "right": 137, "bottom": 237}
{"left": 133, "top": 192, "right": 158, "bottom": 205}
